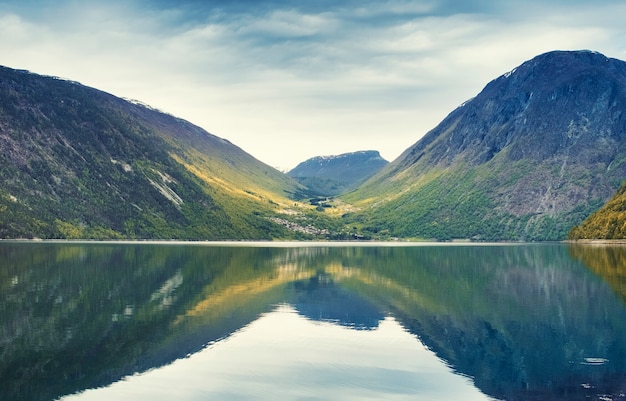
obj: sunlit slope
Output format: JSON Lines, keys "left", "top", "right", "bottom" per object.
{"left": 344, "top": 51, "right": 626, "bottom": 241}
{"left": 125, "top": 101, "right": 307, "bottom": 203}
{"left": 0, "top": 66, "right": 305, "bottom": 239}
{"left": 569, "top": 181, "right": 626, "bottom": 239}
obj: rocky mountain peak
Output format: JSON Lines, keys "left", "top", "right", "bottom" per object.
{"left": 399, "top": 50, "right": 626, "bottom": 170}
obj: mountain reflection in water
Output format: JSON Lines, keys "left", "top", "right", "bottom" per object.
{"left": 1, "top": 242, "right": 626, "bottom": 401}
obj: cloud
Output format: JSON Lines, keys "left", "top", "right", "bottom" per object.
{"left": 0, "top": 0, "right": 625, "bottom": 168}
{"left": 239, "top": 9, "right": 337, "bottom": 39}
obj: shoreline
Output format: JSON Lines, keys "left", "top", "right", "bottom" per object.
{"left": 5, "top": 238, "right": 626, "bottom": 246}
{"left": 0, "top": 238, "right": 561, "bottom": 247}
{"left": 565, "top": 239, "right": 626, "bottom": 245}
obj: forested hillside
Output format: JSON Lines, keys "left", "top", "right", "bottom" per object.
{"left": 569, "top": 181, "right": 626, "bottom": 239}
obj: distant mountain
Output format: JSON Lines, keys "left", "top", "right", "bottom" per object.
{"left": 344, "top": 50, "right": 626, "bottom": 241}
{"left": 0, "top": 66, "right": 305, "bottom": 239}
{"left": 288, "top": 150, "right": 388, "bottom": 196}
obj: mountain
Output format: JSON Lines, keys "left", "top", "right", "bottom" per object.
{"left": 344, "top": 50, "right": 626, "bottom": 241}
{"left": 569, "top": 181, "right": 626, "bottom": 239}
{"left": 0, "top": 66, "right": 305, "bottom": 239}
{"left": 288, "top": 150, "right": 388, "bottom": 196}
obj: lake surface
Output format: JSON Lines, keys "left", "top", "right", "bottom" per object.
{"left": 2, "top": 241, "right": 626, "bottom": 401}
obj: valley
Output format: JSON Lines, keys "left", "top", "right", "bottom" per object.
{"left": 2, "top": 50, "right": 626, "bottom": 241}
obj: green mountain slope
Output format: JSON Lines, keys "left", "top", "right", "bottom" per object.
{"left": 0, "top": 66, "right": 305, "bottom": 239}
{"left": 344, "top": 50, "right": 626, "bottom": 241}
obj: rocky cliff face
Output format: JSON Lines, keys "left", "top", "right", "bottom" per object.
{"left": 347, "top": 50, "right": 626, "bottom": 240}
{"left": 401, "top": 51, "right": 626, "bottom": 168}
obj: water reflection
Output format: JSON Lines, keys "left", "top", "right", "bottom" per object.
{"left": 1, "top": 242, "right": 626, "bottom": 401}
{"left": 569, "top": 244, "right": 626, "bottom": 302}
{"left": 61, "top": 306, "right": 490, "bottom": 401}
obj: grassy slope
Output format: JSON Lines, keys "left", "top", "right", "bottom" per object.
{"left": 343, "top": 145, "right": 605, "bottom": 241}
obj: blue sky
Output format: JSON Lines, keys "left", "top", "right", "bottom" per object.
{"left": 1, "top": 0, "right": 625, "bottom": 169}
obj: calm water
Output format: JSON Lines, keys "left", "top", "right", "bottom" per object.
{"left": 1, "top": 242, "right": 626, "bottom": 401}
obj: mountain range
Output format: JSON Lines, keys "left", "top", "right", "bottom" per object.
{"left": 2, "top": 50, "right": 626, "bottom": 240}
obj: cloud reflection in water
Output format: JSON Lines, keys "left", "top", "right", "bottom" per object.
{"left": 60, "top": 304, "right": 492, "bottom": 401}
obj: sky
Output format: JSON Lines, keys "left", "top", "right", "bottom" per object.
{"left": 1, "top": 1, "right": 626, "bottom": 170}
